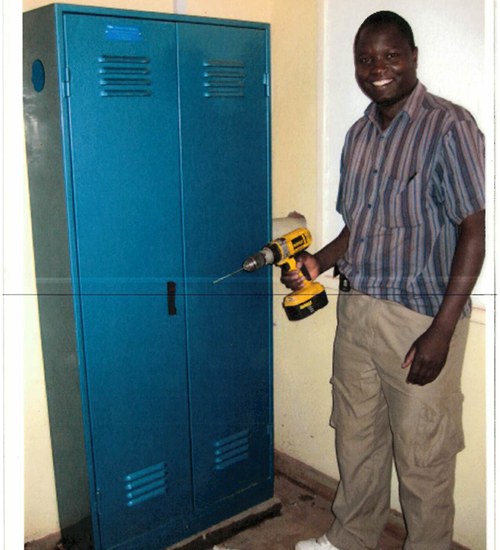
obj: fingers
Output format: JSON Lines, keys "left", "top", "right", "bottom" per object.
{"left": 406, "top": 362, "right": 440, "bottom": 386}
{"left": 280, "top": 267, "right": 306, "bottom": 290}
{"left": 280, "top": 252, "right": 319, "bottom": 290}
{"left": 404, "top": 351, "right": 442, "bottom": 386}
{"left": 401, "top": 347, "right": 415, "bottom": 369}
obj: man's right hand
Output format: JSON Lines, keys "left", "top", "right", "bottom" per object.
{"left": 280, "top": 252, "right": 321, "bottom": 290}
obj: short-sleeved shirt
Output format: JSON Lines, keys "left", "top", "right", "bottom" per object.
{"left": 336, "top": 81, "right": 485, "bottom": 317}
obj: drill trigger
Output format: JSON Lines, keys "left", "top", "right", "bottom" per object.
{"left": 300, "top": 263, "right": 312, "bottom": 281}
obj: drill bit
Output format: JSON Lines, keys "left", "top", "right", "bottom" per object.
{"left": 213, "top": 267, "right": 244, "bottom": 284}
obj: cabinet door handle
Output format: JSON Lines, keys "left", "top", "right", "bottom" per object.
{"left": 167, "top": 282, "right": 177, "bottom": 315}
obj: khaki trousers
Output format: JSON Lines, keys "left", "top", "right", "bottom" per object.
{"left": 326, "top": 290, "right": 469, "bottom": 550}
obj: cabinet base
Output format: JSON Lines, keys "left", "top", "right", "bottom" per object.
{"left": 166, "top": 497, "right": 282, "bottom": 550}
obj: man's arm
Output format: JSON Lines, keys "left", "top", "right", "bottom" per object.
{"left": 281, "top": 225, "right": 350, "bottom": 290}
{"left": 403, "top": 209, "right": 485, "bottom": 385}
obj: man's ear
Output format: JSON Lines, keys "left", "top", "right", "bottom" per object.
{"left": 413, "top": 46, "right": 419, "bottom": 68}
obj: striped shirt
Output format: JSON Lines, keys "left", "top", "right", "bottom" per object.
{"left": 336, "top": 81, "right": 485, "bottom": 317}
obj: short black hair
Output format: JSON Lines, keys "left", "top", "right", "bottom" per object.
{"left": 354, "top": 11, "right": 416, "bottom": 51}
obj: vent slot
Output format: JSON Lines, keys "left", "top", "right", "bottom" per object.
{"left": 99, "top": 55, "right": 152, "bottom": 98}
{"left": 99, "top": 55, "right": 149, "bottom": 64}
{"left": 203, "top": 60, "right": 245, "bottom": 98}
{"left": 101, "top": 90, "right": 151, "bottom": 98}
{"left": 214, "top": 430, "right": 249, "bottom": 471}
{"left": 124, "top": 462, "right": 168, "bottom": 507}
{"left": 100, "top": 78, "right": 151, "bottom": 86}
{"left": 100, "top": 67, "right": 150, "bottom": 75}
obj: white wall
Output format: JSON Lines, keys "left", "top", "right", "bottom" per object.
{"left": 320, "top": 0, "right": 491, "bottom": 309}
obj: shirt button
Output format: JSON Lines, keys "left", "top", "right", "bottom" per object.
{"left": 356, "top": 270, "right": 360, "bottom": 274}
{"left": 380, "top": 135, "right": 385, "bottom": 140}
{"left": 360, "top": 238, "right": 365, "bottom": 243}
{"left": 373, "top": 169, "right": 378, "bottom": 174}
{"left": 367, "top": 204, "right": 372, "bottom": 209}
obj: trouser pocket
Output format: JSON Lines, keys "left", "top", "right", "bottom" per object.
{"left": 414, "top": 392, "right": 465, "bottom": 467}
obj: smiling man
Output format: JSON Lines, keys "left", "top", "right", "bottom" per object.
{"left": 282, "top": 11, "right": 485, "bottom": 550}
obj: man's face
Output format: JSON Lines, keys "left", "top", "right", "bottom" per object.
{"left": 354, "top": 24, "right": 418, "bottom": 110}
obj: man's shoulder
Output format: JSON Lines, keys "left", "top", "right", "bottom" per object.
{"left": 420, "top": 90, "right": 478, "bottom": 127}
{"left": 345, "top": 115, "right": 371, "bottom": 141}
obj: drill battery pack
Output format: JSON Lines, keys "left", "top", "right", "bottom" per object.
{"left": 282, "top": 282, "right": 329, "bottom": 321}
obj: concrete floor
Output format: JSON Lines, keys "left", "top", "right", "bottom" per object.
{"left": 33, "top": 471, "right": 470, "bottom": 550}
{"left": 215, "top": 473, "right": 405, "bottom": 550}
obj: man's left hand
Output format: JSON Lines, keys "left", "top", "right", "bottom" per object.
{"left": 402, "top": 325, "right": 452, "bottom": 386}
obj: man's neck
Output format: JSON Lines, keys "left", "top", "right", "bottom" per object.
{"left": 377, "top": 101, "right": 405, "bottom": 131}
{"left": 375, "top": 81, "right": 419, "bottom": 131}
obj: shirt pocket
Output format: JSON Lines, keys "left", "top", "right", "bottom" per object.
{"left": 376, "top": 173, "right": 427, "bottom": 228}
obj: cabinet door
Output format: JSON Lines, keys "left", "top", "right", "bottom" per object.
{"left": 178, "top": 24, "right": 272, "bottom": 510}
{"left": 63, "top": 15, "right": 192, "bottom": 549}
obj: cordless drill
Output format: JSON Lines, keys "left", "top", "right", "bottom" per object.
{"left": 242, "top": 227, "right": 329, "bottom": 321}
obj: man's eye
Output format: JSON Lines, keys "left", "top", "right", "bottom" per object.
{"left": 387, "top": 53, "right": 399, "bottom": 59}
{"left": 359, "top": 57, "right": 370, "bottom": 64}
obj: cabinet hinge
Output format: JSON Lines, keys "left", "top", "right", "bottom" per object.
{"left": 95, "top": 488, "right": 102, "bottom": 516}
{"left": 63, "top": 67, "right": 71, "bottom": 98}
{"left": 263, "top": 73, "right": 270, "bottom": 97}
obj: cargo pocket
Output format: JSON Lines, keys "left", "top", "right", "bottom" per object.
{"left": 414, "top": 392, "right": 465, "bottom": 467}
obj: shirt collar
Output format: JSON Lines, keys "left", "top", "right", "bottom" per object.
{"left": 364, "top": 81, "right": 427, "bottom": 128}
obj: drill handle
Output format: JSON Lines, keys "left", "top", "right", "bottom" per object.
{"left": 281, "top": 256, "right": 312, "bottom": 281}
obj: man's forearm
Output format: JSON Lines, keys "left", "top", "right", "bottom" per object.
{"left": 431, "top": 210, "right": 485, "bottom": 337}
{"left": 314, "top": 226, "right": 350, "bottom": 275}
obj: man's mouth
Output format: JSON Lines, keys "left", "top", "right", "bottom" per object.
{"left": 372, "top": 79, "right": 394, "bottom": 87}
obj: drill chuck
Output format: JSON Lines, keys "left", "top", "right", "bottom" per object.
{"left": 242, "top": 247, "right": 275, "bottom": 272}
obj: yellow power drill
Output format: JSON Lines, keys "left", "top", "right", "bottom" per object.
{"left": 214, "top": 227, "right": 328, "bottom": 321}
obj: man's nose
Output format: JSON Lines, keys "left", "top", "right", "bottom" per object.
{"left": 371, "top": 57, "right": 388, "bottom": 74}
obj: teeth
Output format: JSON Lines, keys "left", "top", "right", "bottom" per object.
{"left": 373, "top": 79, "right": 393, "bottom": 87}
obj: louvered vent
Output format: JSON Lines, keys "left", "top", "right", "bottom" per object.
{"left": 99, "top": 55, "right": 151, "bottom": 97}
{"left": 203, "top": 60, "right": 245, "bottom": 98}
{"left": 124, "top": 462, "right": 168, "bottom": 507}
{"left": 214, "top": 430, "right": 249, "bottom": 470}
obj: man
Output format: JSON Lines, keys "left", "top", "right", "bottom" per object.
{"left": 282, "top": 11, "right": 485, "bottom": 550}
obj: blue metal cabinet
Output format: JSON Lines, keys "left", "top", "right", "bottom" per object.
{"left": 24, "top": 5, "right": 272, "bottom": 550}
{"left": 178, "top": 23, "right": 271, "bottom": 511}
